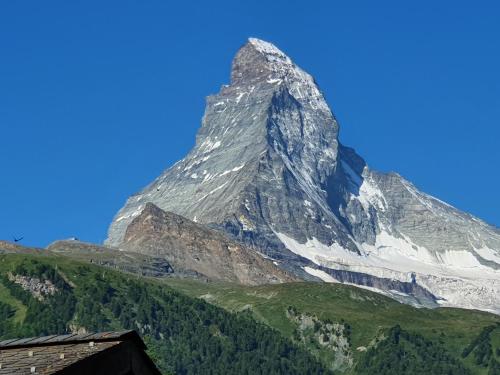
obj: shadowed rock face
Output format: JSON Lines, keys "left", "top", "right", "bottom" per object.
{"left": 107, "top": 38, "right": 500, "bottom": 313}
{"left": 120, "top": 203, "right": 296, "bottom": 285}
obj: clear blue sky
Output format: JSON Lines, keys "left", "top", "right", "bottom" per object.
{"left": 1, "top": 1, "right": 498, "bottom": 247}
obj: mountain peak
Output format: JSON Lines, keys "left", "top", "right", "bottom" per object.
{"left": 108, "top": 37, "right": 340, "bottom": 248}
{"left": 247, "top": 38, "right": 292, "bottom": 63}
{"left": 231, "top": 38, "right": 299, "bottom": 86}
{"left": 231, "top": 37, "right": 331, "bottom": 117}
{"left": 107, "top": 39, "right": 500, "bottom": 314}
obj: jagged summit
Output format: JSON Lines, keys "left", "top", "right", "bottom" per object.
{"left": 231, "top": 38, "right": 332, "bottom": 114}
{"left": 245, "top": 38, "right": 294, "bottom": 68}
{"left": 107, "top": 38, "right": 500, "bottom": 313}
{"left": 230, "top": 38, "right": 293, "bottom": 84}
{"left": 248, "top": 38, "right": 288, "bottom": 56}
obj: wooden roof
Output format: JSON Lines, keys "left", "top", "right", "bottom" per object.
{"left": 0, "top": 331, "right": 160, "bottom": 375}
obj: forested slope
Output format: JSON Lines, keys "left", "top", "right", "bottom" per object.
{"left": 0, "top": 252, "right": 499, "bottom": 374}
{"left": 0, "top": 254, "right": 327, "bottom": 374}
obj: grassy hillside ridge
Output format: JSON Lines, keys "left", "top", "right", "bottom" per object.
{"left": 0, "top": 253, "right": 328, "bottom": 375}
{"left": 162, "top": 278, "right": 500, "bottom": 374}
{"left": 0, "top": 250, "right": 499, "bottom": 374}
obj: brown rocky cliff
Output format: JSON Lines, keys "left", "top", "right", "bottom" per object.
{"left": 122, "top": 203, "right": 296, "bottom": 285}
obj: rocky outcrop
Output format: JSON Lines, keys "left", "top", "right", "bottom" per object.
{"left": 8, "top": 273, "right": 58, "bottom": 301}
{"left": 286, "top": 307, "right": 353, "bottom": 371}
{"left": 120, "top": 203, "right": 296, "bottom": 285}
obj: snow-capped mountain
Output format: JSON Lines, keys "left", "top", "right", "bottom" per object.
{"left": 107, "top": 38, "right": 500, "bottom": 313}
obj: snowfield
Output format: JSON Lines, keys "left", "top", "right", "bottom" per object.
{"left": 276, "top": 231, "right": 500, "bottom": 314}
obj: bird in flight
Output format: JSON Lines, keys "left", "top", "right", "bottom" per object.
{"left": 13, "top": 236, "right": 24, "bottom": 243}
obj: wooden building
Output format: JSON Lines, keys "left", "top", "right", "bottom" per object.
{"left": 0, "top": 330, "right": 161, "bottom": 374}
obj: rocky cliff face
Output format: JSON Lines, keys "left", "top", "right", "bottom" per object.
{"left": 107, "top": 38, "right": 500, "bottom": 313}
{"left": 120, "top": 203, "right": 296, "bottom": 285}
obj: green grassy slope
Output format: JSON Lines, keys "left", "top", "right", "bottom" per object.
{"left": 0, "top": 254, "right": 328, "bottom": 375}
{"left": 162, "top": 278, "right": 500, "bottom": 374}
{"left": 0, "top": 252, "right": 499, "bottom": 374}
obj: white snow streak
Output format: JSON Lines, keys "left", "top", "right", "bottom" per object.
{"left": 304, "top": 267, "right": 337, "bottom": 282}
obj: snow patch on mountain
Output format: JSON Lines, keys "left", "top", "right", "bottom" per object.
{"left": 304, "top": 266, "right": 338, "bottom": 282}
{"left": 474, "top": 246, "right": 500, "bottom": 264}
{"left": 276, "top": 229, "right": 500, "bottom": 313}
